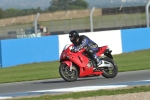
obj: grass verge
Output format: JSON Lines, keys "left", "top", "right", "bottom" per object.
{"left": 13, "top": 85, "right": 150, "bottom": 100}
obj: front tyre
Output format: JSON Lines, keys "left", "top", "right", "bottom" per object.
{"left": 59, "top": 63, "right": 78, "bottom": 82}
{"left": 101, "top": 57, "right": 118, "bottom": 78}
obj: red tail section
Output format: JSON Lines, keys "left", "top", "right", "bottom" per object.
{"left": 96, "top": 45, "right": 108, "bottom": 56}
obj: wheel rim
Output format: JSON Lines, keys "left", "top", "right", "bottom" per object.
{"left": 62, "top": 65, "right": 77, "bottom": 79}
{"left": 103, "top": 63, "right": 115, "bottom": 75}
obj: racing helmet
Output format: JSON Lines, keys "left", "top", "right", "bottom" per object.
{"left": 69, "top": 30, "right": 79, "bottom": 43}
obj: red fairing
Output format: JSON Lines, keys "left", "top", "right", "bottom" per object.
{"left": 60, "top": 44, "right": 108, "bottom": 77}
{"left": 61, "top": 61, "right": 72, "bottom": 67}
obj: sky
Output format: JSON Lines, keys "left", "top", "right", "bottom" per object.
{"left": 0, "top": 0, "right": 149, "bottom": 10}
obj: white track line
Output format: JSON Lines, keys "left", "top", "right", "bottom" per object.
{"left": 1, "top": 79, "right": 150, "bottom": 100}
{"left": 0, "top": 97, "right": 13, "bottom": 99}
{"left": 30, "top": 85, "right": 128, "bottom": 92}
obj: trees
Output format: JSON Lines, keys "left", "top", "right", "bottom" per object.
{"left": 0, "top": 8, "right": 4, "bottom": 18}
{"left": 0, "top": 0, "right": 89, "bottom": 19}
{"left": 48, "top": 0, "right": 88, "bottom": 12}
{"left": 0, "top": 7, "right": 45, "bottom": 18}
{"left": 4, "top": 8, "right": 19, "bottom": 17}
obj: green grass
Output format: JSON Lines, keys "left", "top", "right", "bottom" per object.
{"left": 0, "top": 61, "right": 60, "bottom": 83}
{"left": 0, "top": 49, "right": 150, "bottom": 84}
{"left": 13, "top": 85, "right": 150, "bottom": 100}
{"left": 114, "top": 49, "right": 150, "bottom": 71}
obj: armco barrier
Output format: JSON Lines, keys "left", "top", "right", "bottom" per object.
{"left": 0, "top": 36, "right": 59, "bottom": 68}
{"left": 1, "top": 28, "right": 150, "bottom": 68}
{"left": 121, "top": 28, "right": 150, "bottom": 53}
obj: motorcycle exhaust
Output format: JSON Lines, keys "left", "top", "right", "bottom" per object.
{"left": 97, "top": 60, "right": 112, "bottom": 68}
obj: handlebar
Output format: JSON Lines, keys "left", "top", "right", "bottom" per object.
{"left": 71, "top": 47, "right": 86, "bottom": 53}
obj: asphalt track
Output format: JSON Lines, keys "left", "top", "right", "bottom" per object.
{"left": 0, "top": 70, "right": 150, "bottom": 99}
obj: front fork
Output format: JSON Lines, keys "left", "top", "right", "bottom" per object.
{"left": 61, "top": 61, "right": 73, "bottom": 71}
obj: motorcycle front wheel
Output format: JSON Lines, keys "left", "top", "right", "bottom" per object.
{"left": 59, "top": 63, "right": 78, "bottom": 82}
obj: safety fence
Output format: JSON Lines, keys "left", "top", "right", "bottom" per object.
{"left": 0, "top": 5, "right": 149, "bottom": 39}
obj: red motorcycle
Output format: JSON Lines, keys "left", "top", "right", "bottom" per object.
{"left": 59, "top": 44, "right": 118, "bottom": 82}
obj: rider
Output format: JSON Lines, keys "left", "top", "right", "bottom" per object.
{"left": 69, "top": 30, "right": 103, "bottom": 68}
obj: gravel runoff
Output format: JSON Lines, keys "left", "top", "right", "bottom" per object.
{"left": 62, "top": 92, "right": 150, "bottom": 100}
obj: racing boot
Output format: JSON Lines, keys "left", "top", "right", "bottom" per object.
{"left": 93, "top": 55, "right": 102, "bottom": 68}
{"left": 94, "top": 55, "right": 108, "bottom": 68}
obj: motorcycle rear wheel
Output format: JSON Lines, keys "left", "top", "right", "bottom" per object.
{"left": 101, "top": 57, "right": 118, "bottom": 78}
{"left": 59, "top": 63, "right": 78, "bottom": 82}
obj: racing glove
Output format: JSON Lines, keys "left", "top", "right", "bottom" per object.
{"left": 72, "top": 46, "right": 80, "bottom": 52}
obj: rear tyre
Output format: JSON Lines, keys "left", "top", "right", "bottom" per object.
{"left": 59, "top": 63, "right": 78, "bottom": 82}
{"left": 101, "top": 57, "right": 118, "bottom": 78}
